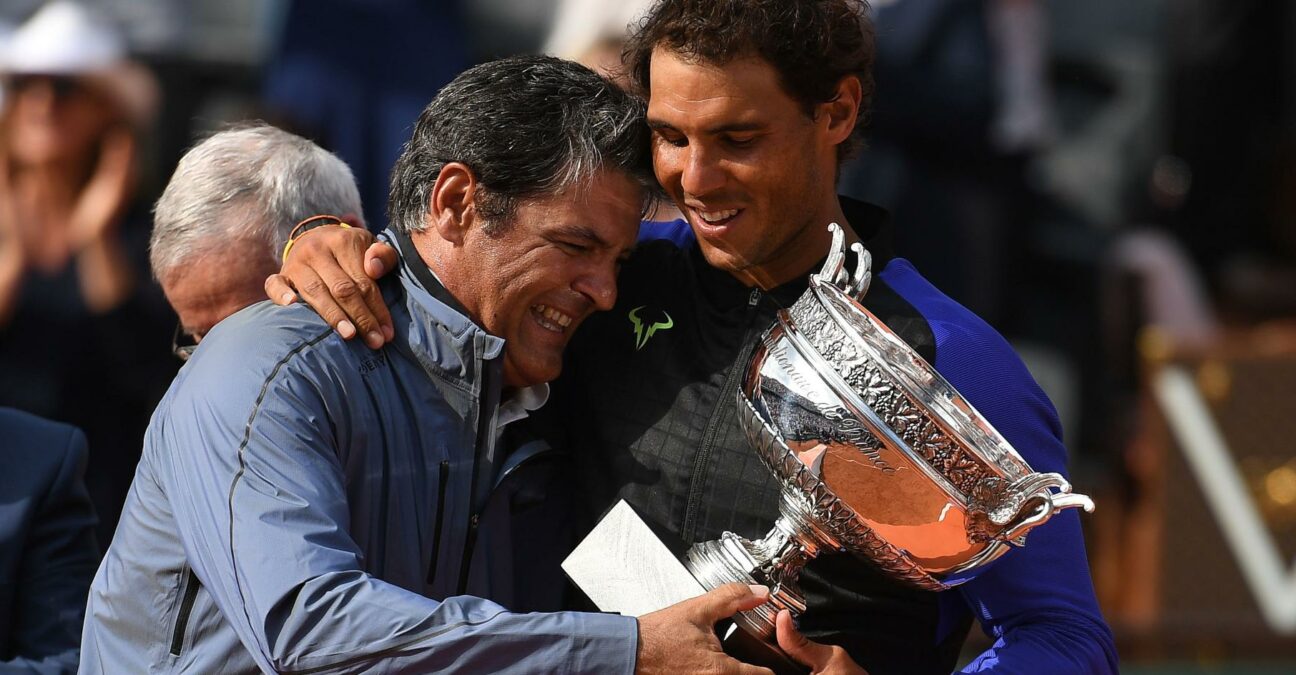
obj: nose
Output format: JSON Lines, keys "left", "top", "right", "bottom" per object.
{"left": 574, "top": 260, "right": 619, "bottom": 312}
{"left": 679, "top": 144, "right": 725, "bottom": 197}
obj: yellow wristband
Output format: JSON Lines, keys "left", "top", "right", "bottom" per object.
{"left": 282, "top": 217, "right": 351, "bottom": 264}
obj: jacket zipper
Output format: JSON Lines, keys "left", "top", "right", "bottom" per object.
{"left": 681, "top": 288, "right": 762, "bottom": 541}
{"left": 426, "top": 460, "right": 450, "bottom": 585}
{"left": 457, "top": 357, "right": 494, "bottom": 595}
{"left": 169, "top": 568, "right": 200, "bottom": 656}
{"left": 457, "top": 514, "right": 480, "bottom": 594}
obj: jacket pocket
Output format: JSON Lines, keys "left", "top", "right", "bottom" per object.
{"left": 169, "top": 568, "right": 200, "bottom": 657}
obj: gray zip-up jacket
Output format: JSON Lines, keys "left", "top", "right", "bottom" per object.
{"left": 80, "top": 238, "right": 637, "bottom": 674}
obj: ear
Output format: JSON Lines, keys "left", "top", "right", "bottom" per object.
{"left": 427, "top": 162, "right": 478, "bottom": 246}
{"left": 819, "top": 75, "right": 862, "bottom": 148}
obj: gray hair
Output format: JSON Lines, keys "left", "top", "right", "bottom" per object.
{"left": 388, "top": 55, "right": 654, "bottom": 235}
{"left": 150, "top": 123, "right": 363, "bottom": 280}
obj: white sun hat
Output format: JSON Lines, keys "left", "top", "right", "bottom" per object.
{"left": 1, "top": 1, "right": 158, "bottom": 127}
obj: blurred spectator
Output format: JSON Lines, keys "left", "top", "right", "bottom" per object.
{"left": 1163, "top": 0, "right": 1296, "bottom": 317}
{"left": 841, "top": 0, "right": 1005, "bottom": 323}
{"left": 0, "top": 407, "right": 99, "bottom": 674}
{"left": 0, "top": 1, "right": 176, "bottom": 545}
{"left": 261, "top": 0, "right": 469, "bottom": 232}
{"left": 543, "top": 0, "right": 685, "bottom": 231}
{"left": 544, "top": 0, "right": 654, "bottom": 84}
{"left": 150, "top": 123, "right": 362, "bottom": 352}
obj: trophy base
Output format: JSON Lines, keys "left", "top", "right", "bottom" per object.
{"left": 563, "top": 501, "right": 807, "bottom": 674}
{"left": 684, "top": 532, "right": 807, "bottom": 641}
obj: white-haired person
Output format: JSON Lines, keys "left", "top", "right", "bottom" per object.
{"left": 150, "top": 123, "right": 364, "bottom": 357}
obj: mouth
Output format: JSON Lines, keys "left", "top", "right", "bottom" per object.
{"left": 688, "top": 205, "right": 742, "bottom": 231}
{"left": 530, "top": 303, "right": 574, "bottom": 334}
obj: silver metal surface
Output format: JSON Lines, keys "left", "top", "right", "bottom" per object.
{"left": 682, "top": 223, "right": 1096, "bottom": 637}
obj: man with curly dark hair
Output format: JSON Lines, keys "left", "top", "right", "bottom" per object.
{"left": 271, "top": 2, "right": 1118, "bottom": 673}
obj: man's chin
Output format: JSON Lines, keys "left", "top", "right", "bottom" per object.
{"left": 696, "top": 239, "right": 753, "bottom": 276}
{"left": 502, "top": 357, "right": 562, "bottom": 390}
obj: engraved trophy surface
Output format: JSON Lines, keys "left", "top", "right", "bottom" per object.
{"left": 563, "top": 224, "right": 1095, "bottom": 659}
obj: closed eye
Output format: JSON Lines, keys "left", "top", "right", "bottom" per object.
{"left": 556, "top": 240, "right": 590, "bottom": 255}
{"left": 724, "top": 134, "right": 758, "bottom": 148}
{"left": 653, "top": 129, "right": 688, "bottom": 148}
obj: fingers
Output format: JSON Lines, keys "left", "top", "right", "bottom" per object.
{"left": 364, "top": 242, "right": 398, "bottom": 281}
{"left": 279, "top": 226, "right": 391, "bottom": 348}
{"left": 775, "top": 609, "right": 827, "bottom": 669}
{"left": 314, "top": 251, "right": 384, "bottom": 347}
{"left": 286, "top": 264, "right": 359, "bottom": 340}
{"left": 265, "top": 274, "right": 298, "bottom": 306}
{"left": 692, "top": 583, "right": 771, "bottom": 623}
{"left": 775, "top": 610, "right": 867, "bottom": 674}
{"left": 330, "top": 244, "right": 393, "bottom": 347}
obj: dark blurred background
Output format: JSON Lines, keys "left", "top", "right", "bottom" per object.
{"left": 1, "top": 1, "right": 1292, "bottom": 670}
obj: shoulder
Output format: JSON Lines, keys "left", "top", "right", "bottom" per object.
{"left": 0, "top": 408, "right": 86, "bottom": 474}
{"left": 622, "top": 238, "right": 692, "bottom": 285}
{"left": 0, "top": 407, "right": 84, "bottom": 451}
{"left": 180, "top": 300, "right": 356, "bottom": 388}
{"left": 877, "top": 258, "right": 1067, "bottom": 472}
{"left": 0, "top": 409, "right": 88, "bottom": 512}
{"left": 157, "top": 301, "right": 372, "bottom": 444}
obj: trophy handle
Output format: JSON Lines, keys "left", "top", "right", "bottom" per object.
{"left": 976, "top": 473, "right": 1096, "bottom": 544}
{"left": 1000, "top": 492, "right": 1096, "bottom": 541}
{"left": 815, "top": 224, "right": 873, "bottom": 301}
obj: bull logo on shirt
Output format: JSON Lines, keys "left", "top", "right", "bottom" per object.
{"left": 628, "top": 306, "right": 673, "bottom": 350}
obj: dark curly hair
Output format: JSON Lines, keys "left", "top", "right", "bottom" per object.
{"left": 624, "top": 0, "right": 875, "bottom": 161}
{"left": 388, "top": 55, "right": 654, "bottom": 235}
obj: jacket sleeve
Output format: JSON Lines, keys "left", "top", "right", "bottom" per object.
{"left": 157, "top": 344, "right": 637, "bottom": 675}
{"left": 4, "top": 423, "right": 99, "bottom": 675}
{"left": 929, "top": 318, "right": 1119, "bottom": 675}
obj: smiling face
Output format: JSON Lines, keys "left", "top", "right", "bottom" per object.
{"left": 647, "top": 48, "right": 857, "bottom": 288}
{"left": 449, "top": 169, "right": 643, "bottom": 388}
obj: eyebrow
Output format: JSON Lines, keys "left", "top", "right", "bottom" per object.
{"left": 646, "top": 119, "right": 767, "bottom": 135}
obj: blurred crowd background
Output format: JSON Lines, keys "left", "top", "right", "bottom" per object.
{"left": 0, "top": 0, "right": 1293, "bottom": 671}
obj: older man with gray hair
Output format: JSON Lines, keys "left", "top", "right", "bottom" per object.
{"left": 150, "top": 123, "right": 362, "bottom": 356}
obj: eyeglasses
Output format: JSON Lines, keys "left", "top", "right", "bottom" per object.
{"left": 7, "top": 74, "right": 85, "bottom": 101}
{"left": 172, "top": 323, "right": 198, "bottom": 362}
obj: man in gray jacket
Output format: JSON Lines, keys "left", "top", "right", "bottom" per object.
{"left": 82, "top": 56, "right": 771, "bottom": 675}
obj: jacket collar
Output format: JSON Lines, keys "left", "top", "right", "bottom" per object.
{"left": 384, "top": 228, "right": 505, "bottom": 386}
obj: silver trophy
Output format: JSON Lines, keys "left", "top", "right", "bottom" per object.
{"left": 564, "top": 224, "right": 1094, "bottom": 661}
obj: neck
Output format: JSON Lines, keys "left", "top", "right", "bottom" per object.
{"left": 408, "top": 228, "right": 450, "bottom": 284}
{"left": 732, "top": 195, "right": 858, "bottom": 290}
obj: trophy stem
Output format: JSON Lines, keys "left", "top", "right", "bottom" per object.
{"left": 684, "top": 511, "right": 816, "bottom": 640}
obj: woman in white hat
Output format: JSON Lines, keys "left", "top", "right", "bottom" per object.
{"left": 0, "top": 0, "right": 157, "bottom": 324}
{"left": 0, "top": 1, "right": 169, "bottom": 577}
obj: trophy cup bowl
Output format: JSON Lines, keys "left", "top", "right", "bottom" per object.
{"left": 680, "top": 224, "right": 1095, "bottom": 642}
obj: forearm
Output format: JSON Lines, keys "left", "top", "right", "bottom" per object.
{"left": 76, "top": 234, "right": 135, "bottom": 314}
{"left": 227, "top": 570, "right": 638, "bottom": 674}
{"left": 956, "top": 515, "right": 1118, "bottom": 675}
{"left": 960, "top": 614, "right": 1117, "bottom": 675}
{"left": 0, "top": 256, "right": 23, "bottom": 327}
